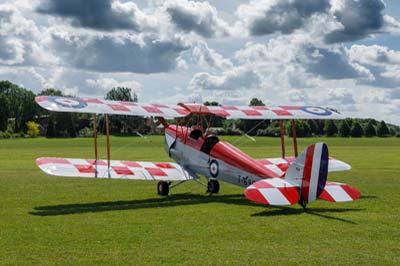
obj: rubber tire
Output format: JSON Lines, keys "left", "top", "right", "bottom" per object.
{"left": 207, "top": 179, "right": 220, "bottom": 194}
{"left": 157, "top": 181, "right": 169, "bottom": 196}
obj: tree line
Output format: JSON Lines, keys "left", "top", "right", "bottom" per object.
{"left": 0, "top": 80, "right": 399, "bottom": 138}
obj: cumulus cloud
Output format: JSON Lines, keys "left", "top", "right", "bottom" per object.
{"left": 237, "top": 0, "right": 330, "bottom": 36}
{"left": 0, "top": 4, "right": 54, "bottom": 67}
{"left": 0, "top": 36, "right": 25, "bottom": 65}
{"left": 51, "top": 32, "right": 190, "bottom": 73}
{"left": 237, "top": 0, "right": 397, "bottom": 44}
{"left": 348, "top": 45, "right": 400, "bottom": 87}
{"left": 37, "top": 0, "right": 146, "bottom": 31}
{"left": 190, "top": 41, "right": 233, "bottom": 70}
{"left": 361, "top": 89, "right": 390, "bottom": 104}
{"left": 235, "top": 37, "right": 366, "bottom": 82}
{"left": 164, "top": 0, "right": 229, "bottom": 38}
{"left": 189, "top": 67, "right": 261, "bottom": 91}
{"left": 86, "top": 77, "right": 142, "bottom": 94}
{"left": 325, "top": 0, "right": 386, "bottom": 43}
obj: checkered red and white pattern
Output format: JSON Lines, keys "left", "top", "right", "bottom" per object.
{"left": 207, "top": 105, "right": 343, "bottom": 120}
{"left": 35, "top": 96, "right": 190, "bottom": 118}
{"left": 36, "top": 96, "right": 343, "bottom": 120}
{"left": 256, "top": 157, "right": 351, "bottom": 177}
{"left": 244, "top": 178, "right": 299, "bottom": 206}
{"left": 319, "top": 182, "right": 361, "bottom": 202}
{"left": 36, "top": 157, "right": 193, "bottom": 181}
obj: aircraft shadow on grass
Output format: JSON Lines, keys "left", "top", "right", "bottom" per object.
{"left": 30, "top": 193, "right": 366, "bottom": 224}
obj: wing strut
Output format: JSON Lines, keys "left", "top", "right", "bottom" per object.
{"left": 291, "top": 120, "right": 298, "bottom": 157}
{"left": 93, "top": 114, "right": 98, "bottom": 178}
{"left": 105, "top": 114, "right": 111, "bottom": 178}
{"left": 279, "top": 120, "right": 285, "bottom": 158}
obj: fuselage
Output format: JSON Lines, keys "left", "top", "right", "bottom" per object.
{"left": 163, "top": 125, "right": 280, "bottom": 188}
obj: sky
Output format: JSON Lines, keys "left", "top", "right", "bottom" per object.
{"left": 0, "top": 0, "right": 399, "bottom": 124}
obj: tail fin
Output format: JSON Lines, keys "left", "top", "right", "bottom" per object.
{"left": 285, "top": 142, "right": 329, "bottom": 205}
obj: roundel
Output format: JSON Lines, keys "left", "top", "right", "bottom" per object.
{"left": 209, "top": 159, "right": 219, "bottom": 178}
{"left": 48, "top": 96, "right": 88, "bottom": 109}
{"left": 300, "top": 106, "right": 332, "bottom": 116}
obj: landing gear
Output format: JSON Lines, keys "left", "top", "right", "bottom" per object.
{"left": 157, "top": 181, "right": 169, "bottom": 196}
{"left": 207, "top": 179, "right": 220, "bottom": 194}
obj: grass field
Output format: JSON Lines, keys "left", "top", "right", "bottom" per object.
{"left": 0, "top": 136, "right": 399, "bottom": 265}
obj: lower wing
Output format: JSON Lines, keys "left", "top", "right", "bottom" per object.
{"left": 36, "top": 157, "right": 194, "bottom": 181}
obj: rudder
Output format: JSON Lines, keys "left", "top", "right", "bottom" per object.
{"left": 285, "top": 142, "right": 329, "bottom": 206}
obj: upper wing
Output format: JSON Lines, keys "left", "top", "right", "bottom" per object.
{"left": 36, "top": 96, "right": 343, "bottom": 120}
{"left": 35, "top": 96, "right": 190, "bottom": 118}
{"left": 256, "top": 156, "right": 351, "bottom": 177}
{"left": 36, "top": 157, "right": 194, "bottom": 181}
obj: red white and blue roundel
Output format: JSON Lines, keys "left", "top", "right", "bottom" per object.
{"left": 48, "top": 96, "right": 88, "bottom": 109}
{"left": 300, "top": 106, "right": 332, "bottom": 116}
{"left": 209, "top": 159, "right": 219, "bottom": 178}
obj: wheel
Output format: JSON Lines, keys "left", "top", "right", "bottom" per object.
{"left": 157, "top": 181, "right": 169, "bottom": 196}
{"left": 207, "top": 179, "right": 220, "bottom": 194}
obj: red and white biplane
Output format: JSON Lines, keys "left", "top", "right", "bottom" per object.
{"left": 35, "top": 96, "right": 361, "bottom": 208}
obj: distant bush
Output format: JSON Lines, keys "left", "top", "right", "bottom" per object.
{"left": 79, "top": 127, "right": 94, "bottom": 137}
{"left": 26, "top": 121, "right": 40, "bottom": 138}
{"left": 0, "top": 130, "right": 24, "bottom": 139}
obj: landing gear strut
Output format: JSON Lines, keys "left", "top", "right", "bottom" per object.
{"left": 157, "top": 181, "right": 170, "bottom": 196}
{"left": 207, "top": 179, "right": 220, "bottom": 194}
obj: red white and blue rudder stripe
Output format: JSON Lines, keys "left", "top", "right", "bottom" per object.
{"left": 300, "top": 142, "right": 329, "bottom": 204}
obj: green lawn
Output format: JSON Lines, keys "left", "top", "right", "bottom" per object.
{"left": 0, "top": 136, "right": 399, "bottom": 265}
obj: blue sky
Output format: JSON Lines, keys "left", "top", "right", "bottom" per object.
{"left": 0, "top": 0, "right": 399, "bottom": 124}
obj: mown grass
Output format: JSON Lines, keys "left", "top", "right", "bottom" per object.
{"left": 0, "top": 136, "right": 399, "bottom": 265}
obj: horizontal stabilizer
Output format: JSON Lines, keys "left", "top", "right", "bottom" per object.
{"left": 36, "top": 157, "right": 193, "bottom": 181}
{"left": 256, "top": 156, "right": 350, "bottom": 178}
{"left": 244, "top": 178, "right": 299, "bottom": 206}
{"left": 319, "top": 182, "right": 361, "bottom": 202}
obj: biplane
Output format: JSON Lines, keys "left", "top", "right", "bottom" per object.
{"left": 35, "top": 96, "right": 361, "bottom": 208}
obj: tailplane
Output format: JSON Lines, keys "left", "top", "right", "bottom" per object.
{"left": 245, "top": 143, "right": 329, "bottom": 207}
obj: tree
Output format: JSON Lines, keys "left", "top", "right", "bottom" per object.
{"left": 307, "top": 120, "right": 319, "bottom": 136}
{"left": 364, "top": 120, "right": 376, "bottom": 137}
{"left": 249, "top": 98, "right": 265, "bottom": 106}
{"left": 106, "top": 87, "right": 137, "bottom": 102}
{"left": 338, "top": 120, "right": 351, "bottom": 137}
{"left": 46, "top": 116, "right": 56, "bottom": 138}
{"left": 376, "top": 120, "right": 390, "bottom": 137}
{"left": 350, "top": 122, "right": 363, "bottom": 137}
{"left": 324, "top": 120, "right": 338, "bottom": 137}
{"left": 39, "top": 88, "right": 77, "bottom": 137}
{"left": 104, "top": 87, "right": 143, "bottom": 135}
{"left": 204, "top": 101, "right": 224, "bottom": 127}
{"left": 286, "top": 120, "right": 311, "bottom": 137}
{"left": 237, "top": 98, "right": 268, "bottom": 135}
{"left": 389, "top": 127, "right": 396, "bottom": 136}
{"left": 0, "top": 80, "right": 36, "bottom": 133}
